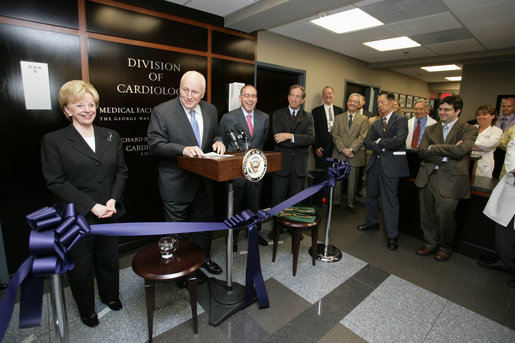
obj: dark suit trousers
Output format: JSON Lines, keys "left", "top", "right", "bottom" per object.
{"left": 68, "top": 233, "right": 119, "bottom": 318}
{"left": 163, "top": 182, "right": 213, "bottom": 259}
{"left": 496, "top": 217, "right": 515, "bottom": 275}
{"left": 419, "top": 173, "right": 459, "bottom": 253}
{"left": 232, "top": 177, "right": 263, "bottom": 239}
{"left": 365, "top": 158, "right": 400, "bottom": 238}
{"left": 271, "top": 163, "right": 305, "bottom": 207}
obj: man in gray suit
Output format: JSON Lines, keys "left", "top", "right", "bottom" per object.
{"left": 220, "top": 85, "right": 270, "bottom": 249}
{"left": 332, "top": 93, "right": 368, "bottom": 214}
{"left": 147, "top": 70, "right": 226, "bottom": 274}
{"left": 415, "top": 95, "right": 478, "bottom": 262}
{"left": 271, "top": 84, "right": 315, "bottom": 206}
{"left": 357, "top": 92, "right": 409, "bottom": 251}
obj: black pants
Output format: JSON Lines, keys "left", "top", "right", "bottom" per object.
{"left": 496, "top": 216, "right": 515, "bottom": 276}
{"left": 68, "top": 233, "right": 119, "bottom": 318}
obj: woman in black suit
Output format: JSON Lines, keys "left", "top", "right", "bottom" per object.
{"left": 41, "top": 80, "right": 128, "bottom": 327}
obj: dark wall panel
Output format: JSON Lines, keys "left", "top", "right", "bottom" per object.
{"left": 212, "top": 31, "right": 255, "bottom": 60}
{"left": 0, "top": 0, "right": 79, "bottom": 28}
{"left": 86, "top": 2, "right": 208, "bottom": 52}
{"left": 88, "top": 38, "right": 207, "bottom": 224}
{"left": 0, "top": 24, "right": 82, "bottom": 273}
{"left": 211, "top": 58, "right": 255, "bottom": 117}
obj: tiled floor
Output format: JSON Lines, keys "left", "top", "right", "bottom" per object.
{"left": 3, "top": 200, "right": 515, "bottom": 342}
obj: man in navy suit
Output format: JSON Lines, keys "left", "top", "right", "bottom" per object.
{"left": 271, "top": 84, "right": 315, "bottom": 206}
{"left": 147, "top": 70, "right": 226, "bottom": 275}
{"left": 311, "top": 86, "right": 344, "bottom": 169}
{"left": 357, "top": 91, "right": 409, "bottom": 251}
{"left": 220, "top": 85, "right": 270, "bottom": 249}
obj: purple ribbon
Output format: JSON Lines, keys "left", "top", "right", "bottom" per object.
{"left": 0, "top": 160, "right": 350, "bottom": 340}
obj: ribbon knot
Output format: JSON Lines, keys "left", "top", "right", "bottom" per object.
{"left": 326, "top": 158, "right": 352, "bottom": 188}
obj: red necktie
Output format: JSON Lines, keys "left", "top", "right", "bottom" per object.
{"left": 292, "top": 111, "right": 296, "bottom": 120}
{"left": 411, "top": 119, "right": 421, "bottom": 149}
{"left": 246, "top": 114, "right": 253, "bottom": 136}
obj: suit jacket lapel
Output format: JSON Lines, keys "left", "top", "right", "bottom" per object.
{"left": 238, "top": 108, "right": 251, "bottom": 137}
{"left": 95, "top": 127, "right": 109, "bottom": 160}
{"left": 67, "top": 125, "right": 97, "bottom": 161}
{"left": 200, "top": 102, "right": 210, "bottom": 149}
{"left": 176, "top": 101, "right": 198, "bottom": 146}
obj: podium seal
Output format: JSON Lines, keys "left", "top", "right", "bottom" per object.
{"left": 242, "top": 149, "right": 267, "bottom": 182}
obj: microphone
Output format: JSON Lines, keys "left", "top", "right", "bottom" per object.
{"left": 235, "top": 123, "right": 250, "bottom": 151}
{"left": 225, "top": 123, "right": 240, "bottom": 151}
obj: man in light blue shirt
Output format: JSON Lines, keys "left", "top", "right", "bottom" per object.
{"left": 406, "top": 100, "right": 437, "bottom": 149}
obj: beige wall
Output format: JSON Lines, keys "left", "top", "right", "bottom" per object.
{"left": 257, "top": 31, "right": 431, "bottom": 111}
{"left": 459, "top": 61, "right": 515, "bottom": 121}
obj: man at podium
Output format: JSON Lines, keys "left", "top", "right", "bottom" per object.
{"left": 147, "top": 70, "right": 226, "bottom": 275}
{"left": 220, "top": 85, "right": 270, "bottom": 250}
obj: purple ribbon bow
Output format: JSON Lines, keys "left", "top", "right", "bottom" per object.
{"left": 0, "top": 203, "right": 89, "bottom": 341}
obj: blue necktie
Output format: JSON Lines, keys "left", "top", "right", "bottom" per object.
{"left": 348, "top": 114, "right": 353, "bottom": 128}
{"left": 443, "top": 124, "right": 449, "bottom": 141}
{"left": 190, "top": 110, "right": 201, "bottom": 146}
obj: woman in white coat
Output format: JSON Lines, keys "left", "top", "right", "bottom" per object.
{"left": 472, "top": 105, "right": 503, "bottom": 178}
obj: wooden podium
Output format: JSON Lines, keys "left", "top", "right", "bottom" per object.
{"left": 177, "top": 151, "right": 281, "bottom": 325}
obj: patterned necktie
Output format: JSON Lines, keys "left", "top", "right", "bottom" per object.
{"left": 411, "top": 119, "right": 421, "bottom": 149}
{"left": 190, "top": 110, "right": 201, "bottom": 146}
{"left": 292, "top": 110, "right": 296, "bottom": 120}
{"left": 348, "top": 114, "right": 353, "bottom": 128}
{"left": 246, "top": 114, "right": 253, "bottom": 136}
{"left": 383, "top": 117, "right": 387, "bottom": 133}
{"left": 501, "top": 117, "right": 507, "bottom": 131}
{"left": 328, "top": 107, "right": 334, "bottom": 132}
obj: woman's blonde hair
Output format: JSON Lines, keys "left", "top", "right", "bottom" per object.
{"left": 58, "top": 80, "right": 99, "bottom": 121}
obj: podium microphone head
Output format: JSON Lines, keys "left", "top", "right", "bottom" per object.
{"left": 225, "top": 123, "right": 240, "bottom": 151}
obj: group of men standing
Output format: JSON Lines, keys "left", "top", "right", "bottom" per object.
{"left": 146, "top": 69, "right": 484, "bottom": 278}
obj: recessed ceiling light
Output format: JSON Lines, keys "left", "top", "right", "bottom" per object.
{"left": 311, "top": 8, "right": 383, "bottom": 34}
{"left": 421, "top": 64, "right": 461, "bottom": 72}
{"left": 363, "top": 36, "right": 420, "bottom": 51}
{"left": 445, "top": 76, "right": 462, "bottom": 81}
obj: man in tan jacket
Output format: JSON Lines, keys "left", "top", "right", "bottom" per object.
{"left": 332, "top": 93, "right": 368, "bottom": 214}
{"left": 415, "top": 95, "right": 478, "bottom": 262}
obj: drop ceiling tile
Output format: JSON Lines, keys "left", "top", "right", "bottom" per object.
{"left": 187, "top": 0, "right": 255, "bottom": 17}
{"left": 360, "top": 0, "right": 447, "bottom": 24}
{"left": 453, "top": 0, "right": 515, "bottom": 26}
{"left": 425, "top": 39, "right": 484, "bottom": 54}
{"left": 380, "top": 46, "right": 437, "bottom": 60}
{"left": 480, "top": 34, "right": 515, "bottom": 50}
{"left": 468, "top": 21, "right": 515, "bottom": 40}
{"left": 341, "top": 25, "right": 402, "bottom": 43}
{"left": 411, "top": 28, "right": 473, "bottom": 45}
{"left": 388, "top": 12, "right": 461, "bottom": 36}
{"left": 442, "top": 0, "right": 505, "bottom": 11}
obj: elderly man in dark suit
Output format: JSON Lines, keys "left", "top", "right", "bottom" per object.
{"left": 415, "top": 95, "right": 478, "bottom": 262}
{"left": 220, "top": 85, "right": 270, "bottom": 249}
{"left": 271, "top": 84, "right": 315, "bottom": 206}
{"left": 312, "top": 86, "right": 343, "bottom": 169}
{"left": 147, "top": 70, "right": 226, "bottom": 275}
{"left": 357, "top": 91, "right": 409, "bottom": 251}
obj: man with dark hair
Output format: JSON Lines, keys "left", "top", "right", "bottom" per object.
{"left": 312, "top": 86, "right": 344, "bottom": 169}
{"left": 415, "top": 95, "right": 478, "bottom": 262}
{"left": 271, "top": 84, "right": 315, "bottom": 206}
{"left": 357, "top": 92, "right": 409, "bottom": 251}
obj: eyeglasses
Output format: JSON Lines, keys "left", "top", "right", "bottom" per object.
{"left": 241, "top": 94, "right": 257, "bottom": 99}
{"left": 73, "top": 103, "right": 96, "bottom": 110}
{"left": 289, "top": 94, "right": 303, "bottom": 100}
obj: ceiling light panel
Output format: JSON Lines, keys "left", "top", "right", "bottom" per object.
{"left": 363, "top": 36, "right": 420, "bottom": 51}
{"left": 445, "top": 76, "right": 462, "bottom": 81}
{"left": 311, "top": 8, "right": 383, "bottom": 34}
{"left": 421, "top": 64, "right": 461, "bottom": 72}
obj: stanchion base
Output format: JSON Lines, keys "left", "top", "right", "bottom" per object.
{"left": 197, "top": 278, "right": 254, "bottom": 326}
{"left": 309, "top": 243, "right": 342, "bottom": 263}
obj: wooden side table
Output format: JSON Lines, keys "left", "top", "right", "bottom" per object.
{"left": 272, "top": 213, "right": 322, "bottom": 276}
{"left": 132, "top": 240, "right": 205, "bottom": 342}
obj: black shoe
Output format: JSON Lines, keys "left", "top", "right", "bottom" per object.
{"left": 233, "top": 239, "right": 238, "bottom": 252}
{"left": 81, "top": 313, "right": 99, "bottom": 327}
{"left": 258, "top": 235, "right": 268, "bottom": 246}
{"left": 477, "top": 259, "right": 510, "bottom": 272}
{"left": 202, "top": 260, "right": 223, "bottom": 275}
{"left": 387, "top": 237, "right": 398, "bottom": 251}
{"left": 357, "top": 223, "right": 379, "bottom": 231}
{"left": 101, "top": 298, "right": 122, "bottom": 311}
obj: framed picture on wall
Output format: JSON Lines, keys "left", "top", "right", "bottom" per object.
{"left": 394, "top": 93, "right": 399, "bottom": 100}
{"left": 496, "top": 94, "right": 515, "bottom": 114}
{"left": 399, "top": 94, "right": 406, "bottom": 107}
{"left": 406, "top": 95, "right": 413, "bottom": 108}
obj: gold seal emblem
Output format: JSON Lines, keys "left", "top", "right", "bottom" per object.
{"left": 242, "top": 149, "right": 267, "bottom": 182}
